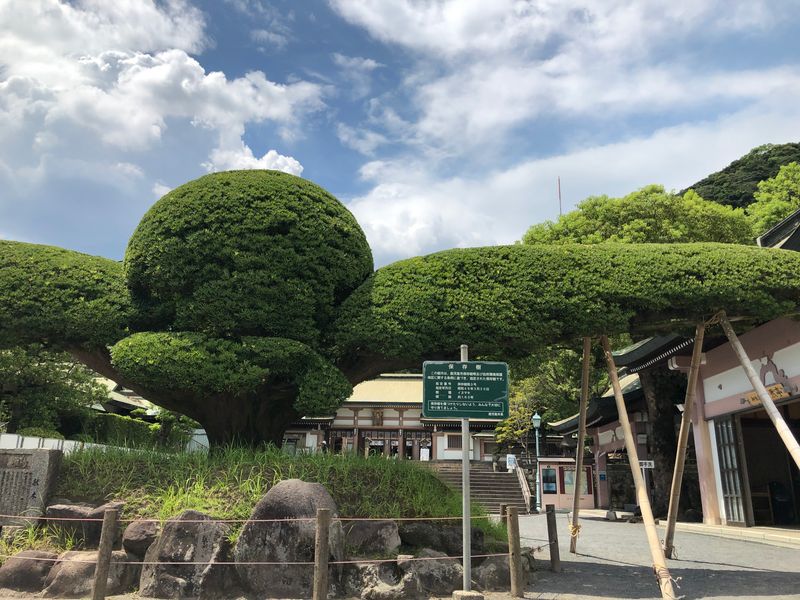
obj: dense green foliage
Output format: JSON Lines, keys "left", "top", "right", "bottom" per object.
{"left": 0, "top": 241, "right": 131, "bottom": 350}
{"left": 0, "top": 345, "right": 108, "bottom": 433}
{"left": 334, "top": 243, "right": 800, "bottom": 362}
{"left": 494, "top": 395, "right": 534, "bottom": 454}
{"left": 746, "top": 162, "right": 800, "bottom": 236}
{"left": 110, "top": 333, "right": 351, "bottom": 416}
{"left": 125, "top": 171, "right": 373, "bottom": 344}
{"left": 4, "top": 169, "right": 800, "bottom": 447}
{"left": 506, "top": 345, "right": 610, "bottom": 424}
{"left": 1, "top": 448, "right": 503, "bottom": 565}
{"left": 82, "top": 411, "right": 193, "bottom": 449}
{"left": 683, "top": 142, "right": 800, "bottom": 208}
{"left": 55, "top": 447, "right": 493, "bottom": 523}
{"left": 523, "top": 185, "right": 753, "bottom": 245}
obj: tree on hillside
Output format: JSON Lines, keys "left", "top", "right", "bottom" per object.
{"left": 746, "top": 162, "right": 800, "bottom": 236}
{"left": 506, "top": 345, "right": 609, "bottom": 425}
{"left": 523, "top": 185, "right": 753, "bottom": 245}
{"left": 494, "top": 394, "right": 533, "bottom": 458}
{"left": 2, "top": 170, "right": 800, "bottom": 447}
{"left": 682, "top": 142, "right": 800, "bottom": 209}
{"left": 0, "top": 345, "right": 108, "bottom": 436}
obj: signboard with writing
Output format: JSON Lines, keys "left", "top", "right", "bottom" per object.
{"left": 741, "top": 383, "right": 789, "bottom": 407}
{"left": 639, "top": 460, "right": 655, "bottom": 469}
{"left": 422, "top": 361, "right": 509, "bottom": 419}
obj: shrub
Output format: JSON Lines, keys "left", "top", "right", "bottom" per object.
{"left": 16, "top": 427, "right": 64, "bottom": 440}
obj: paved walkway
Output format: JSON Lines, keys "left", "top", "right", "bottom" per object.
{"left": 520, "top": 513, "right": 800, "bottom": 599}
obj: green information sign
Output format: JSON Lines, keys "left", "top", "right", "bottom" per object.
{"left": 422, "top": 361, "right": 509, "bottom": 419}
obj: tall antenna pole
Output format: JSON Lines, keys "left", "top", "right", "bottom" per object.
{"left": 557, "top": 176, "right": 562, "bottom": 216}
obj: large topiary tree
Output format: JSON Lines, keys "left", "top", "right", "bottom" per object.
{"left": 3, "top": 170, "right": 800, "bottom": 446}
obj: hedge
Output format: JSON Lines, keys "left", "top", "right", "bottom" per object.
{"left": 124, "top": 170, "right": 373, "bottom": 346}
{"left": 331, "top": 242, "right": 800, "bottom": 361}
{"left": 109, "top": 332, "right": 352, "bottom": 416}
{"left": 0, "top": 241, "right": 131, "bottom": 350}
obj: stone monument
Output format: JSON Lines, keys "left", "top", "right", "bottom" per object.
{"left": 0, "top": 449, "right": 62, "bottom": 525}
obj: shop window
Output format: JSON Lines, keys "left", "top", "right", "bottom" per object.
{"left": 561, "top": 467, "right": 592, "bottom": 495}
{"left": 447, "top": 434, "right": 462, "bottom": 449}
{"left": 283, "top": 439, "right": 298, "bottom": 456}
{"left": 542, "top": 467, "right": 557, "bottom": 494}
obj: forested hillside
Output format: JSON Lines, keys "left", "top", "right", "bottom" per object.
{"left": 682, "top": 142, "right": 800, "bottom": 208}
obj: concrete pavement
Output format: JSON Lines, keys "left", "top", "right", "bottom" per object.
{"left": 519, "top": 513, "right": 800, "bottom": 599}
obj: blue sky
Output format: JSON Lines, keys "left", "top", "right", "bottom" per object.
{"left": 2, "top": 0, "right": 800, "bottom": 266}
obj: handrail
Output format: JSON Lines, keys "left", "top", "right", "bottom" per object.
{"left": 515, "top": 465, "right": 532, "bottom": 513}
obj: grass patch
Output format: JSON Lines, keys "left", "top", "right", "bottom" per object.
{"left": 54, "top": 446, "right": 505, "bottom": 540}
{"left": 0, "top": 524, "right": 80, "bottom": 566}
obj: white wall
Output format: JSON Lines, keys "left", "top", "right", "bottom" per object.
{"left": 0, "top": 433, "right": 106, "bottom": 454}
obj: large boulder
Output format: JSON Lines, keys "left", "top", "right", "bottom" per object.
{"left": 344, "top": 519, "right": 401, "bottom": 558}
{"left": 398, "top": 522, "right": 484, "bottom": 555}
{"left": 197, "top": 538, "right": 246, "bottom": 600}
{"left": 398, "top": 548, "right": 462, "bottom": 596}
{"left": 473, "top": 555, "right": 509, "bottom": 591}
{"left": 42, "top": 550, "right": 139, "bottom": 597}
{"left": 44, "top": 501, "right": 125, "bottom": 548}
{"left": 139, "top": 510, "right": 229, "bottom": 598}
{"left": 122, "top": 519, "right": 159, "bottom": 557}
{"left": 0, "top": 550, "right": 57, "bottom": 591}
{"left": 234, "top": 479, "right": 344, "bottom": 598}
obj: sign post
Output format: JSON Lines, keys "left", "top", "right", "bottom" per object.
{"left": 422, "top": 350, "right": 509, "bottom": 594}
{"left": 459, "top": 345, "right": 471, "bottom": 592}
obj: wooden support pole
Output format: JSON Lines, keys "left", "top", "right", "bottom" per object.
{"left": 91, "top": 508, "right": 118, "bottom": 600}
{"left": 507, "top": 506, "right": 523, "bottom": 597}
{"left": 545, "top": 504, "right": 561, "bottom": 573}
{"left": 663, "top": 322, "right": 705, "bottom": 559}
{"left": 601, "top": 336, "right": 676, "bottom": 600}
{"left": 313, "top": 508, "right": 331, "bottom": 600}
{"left": 570, "top": 336, "right": 592, "bottom": 554}
{"left": 719, "top": 312, "right": 800, "bottom": 470}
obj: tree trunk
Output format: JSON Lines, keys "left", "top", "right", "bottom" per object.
{"left": 201, "top": 385, "right": 300, "bottom": 447}
{"left": 638, "top": 367, "right": 686, "bottom": 517}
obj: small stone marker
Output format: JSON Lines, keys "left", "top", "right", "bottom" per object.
{"left": 452, "top": 591, "right": 484, "bottom": 599}
{"left": 0, "top": 449, "right": 61, "bottom": 525}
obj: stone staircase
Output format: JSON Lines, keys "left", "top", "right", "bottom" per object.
{"left": 428, "top": 461, "right": 529, "bottom": 514}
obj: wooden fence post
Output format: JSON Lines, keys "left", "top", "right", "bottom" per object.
{"left": 313, "top": 508, "right": 331, "bottom": 600}
{"left": 507, "top": 506, "right": 523, "bottom": 597}
{"left": 545, "top": 504, "right": 561, "bottom": 573}
{"left": 91, "top": 508, "right": 118, "bottom": 600}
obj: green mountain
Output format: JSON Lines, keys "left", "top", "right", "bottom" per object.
{"left": 682, "top": 142, "right": 800, "bottom": 208}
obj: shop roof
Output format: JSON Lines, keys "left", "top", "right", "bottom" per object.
{"left": 548, "top": 373, "right": 645, "bottom": 434}
{"left": 346, "top": 373, "right": 422, "bottom": 405}
{"left": 757, "top": 207, "right": 800, "bottom": 251}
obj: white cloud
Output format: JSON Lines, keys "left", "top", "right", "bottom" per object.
{"left": 330, "top": 1, "right": 799, "bottom": 155}
{"left": 251, "top": 28, "right": 288, "bottom": 50}
{"left": 336, "top": 123, "right": 388, "bottom": 155}
{"left": 348, "top": 99, "right": 800, "bottom": 266}
{"left": 0, "top": 0, "right": 322, "bottom": 197}
{"left": 152, "top": 182, "right": 172, "bottom": 198}
{"left": 203, "top": 141, "right": 304, "bottom": 176}
{"left": 329, "top": 1, "right": 789, "bottom": 59}
{"left": 332, "top": 53, "right": 384, "bottom": 99}
{"left": 226, "top": 0, "right": 293, "bottom": 52}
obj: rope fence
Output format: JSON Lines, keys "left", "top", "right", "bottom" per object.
{"left": 0, "top": 513, "right": 499, "bottom": 524}
{"left": 0, "top": 552, "right": 513, "bottom": 567}
{"left": 0, "top": 505, "right": 560, "bottom": 600}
